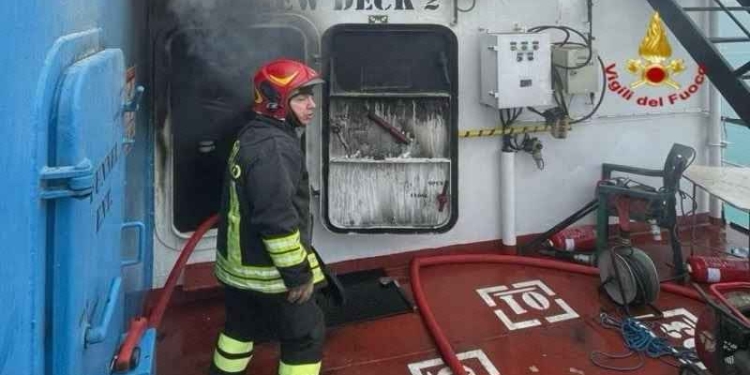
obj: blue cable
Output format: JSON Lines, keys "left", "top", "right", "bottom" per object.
{"left": 590, "top": 313, "right": 699, "bottom": 372}
{"left": 622, "top": 318, "right": 672, "bottom": 357}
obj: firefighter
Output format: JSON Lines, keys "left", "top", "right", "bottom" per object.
{"left": 210, "top": 59, "right": 327, "bottom": 375}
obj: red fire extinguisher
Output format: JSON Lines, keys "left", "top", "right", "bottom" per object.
{"left": 546, "top": 225, "right": 597, "bottom": 252}
{"left": 687, "top": 255, "right": 750, "bottom": 283}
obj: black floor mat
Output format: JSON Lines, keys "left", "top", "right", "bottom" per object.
{"left": 320, "top": 268, "right": 414, "bottom": 327}
{"left": 253, "top": 268, "right": 413, "bottom": 342}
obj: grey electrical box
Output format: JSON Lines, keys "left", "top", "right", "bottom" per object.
{"left": 480, "top": 32, "right": 553, "bottom": 108}
{"left": 552, "top": 45, "right": 599, "bottom": 94}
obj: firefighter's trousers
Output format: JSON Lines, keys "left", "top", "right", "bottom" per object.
{"left": 209, "top": 285, "right": 325, "bottom": 375}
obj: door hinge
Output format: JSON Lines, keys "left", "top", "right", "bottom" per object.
{"left": 39, "top": 159, "right": 94, "bottom": 199}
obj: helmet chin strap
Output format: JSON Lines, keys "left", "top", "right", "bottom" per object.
{"left": 286, "top": 94, "right": 305, "bottom": 128}
{"left": 287, "top": 112, "right": 304, "bottom": 128}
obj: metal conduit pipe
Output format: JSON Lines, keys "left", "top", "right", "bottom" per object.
{"left": 707, "top": 5, "right": 724, "bottom": 219}
{"left": 500, "top": 151, "right": 516, "bottom": 247}
{"left": 463, "top": 122, "right": 574, "bottom": 246}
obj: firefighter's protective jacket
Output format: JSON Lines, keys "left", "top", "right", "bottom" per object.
{"left": 215, "top": 115, "right": 325, "bottom": 293}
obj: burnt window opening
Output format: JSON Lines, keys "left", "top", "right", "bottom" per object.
{"left": 168, "top": 27, "right": 307, "bottom": 232}
{"left": 328, "top": 29, "right": 453, "bottom": 93}
{"left": 322, "top": 24, "right": 459, "bottom": 233}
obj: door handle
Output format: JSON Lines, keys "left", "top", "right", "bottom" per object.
{"left": 85, "top": 277, "right": 122, "bottom": 344}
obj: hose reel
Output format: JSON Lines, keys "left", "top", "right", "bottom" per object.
{"left": 598, "top": 246, "right": 660, "bottom": 308}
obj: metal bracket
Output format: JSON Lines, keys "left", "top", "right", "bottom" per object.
{"left": 39, "top": 159, "right": 94, "bottom": 199}
{"left": 368, "top": 15, "right": 388, "bottom": 24}
{"left": 123, "top": 85, "right": 145, "bottom": 113}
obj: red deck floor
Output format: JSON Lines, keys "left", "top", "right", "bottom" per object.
{"left": 156, "top": 224, "right": 747, "bottom": 375}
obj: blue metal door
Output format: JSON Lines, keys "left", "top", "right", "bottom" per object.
{"left": 47, "top": 48, "right": 126, "bottom": 375}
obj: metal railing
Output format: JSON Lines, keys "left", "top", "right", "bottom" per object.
{"left": 722, "top": 159, "right": 747, "bottom": 168}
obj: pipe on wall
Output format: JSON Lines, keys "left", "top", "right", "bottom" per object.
{"left": 707, "top": 3, "right": 723, "bottom": 219}
{"left": 500, "top": 150, "right": 516, "bottom": 246}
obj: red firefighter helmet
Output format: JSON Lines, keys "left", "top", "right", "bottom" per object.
{"left": 252, "top": 59, "right": 324, "bottom": 121}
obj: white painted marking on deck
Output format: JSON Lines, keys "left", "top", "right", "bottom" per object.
{"left": 513, "top": 280, "right": 556, "bottom": 295}
{"left": 659, "top": 308, "right": 698, "bottom": 349}
{"left": 493, "top": 309, "right": 541, "bottom": 330}
{"left": 656, "top": 308, "right": 707, "bottom": 370}
{"left": 476, "top": 279, "right": 579, "bottom": 331}
{"left": 407, "top": 349, "right": 501, "bottom": 375}
{"left": 544, "top": 298, "right": 580, "bottom": 323}
{"left": 476, "top": 285, "right": 508, "bottom": 307}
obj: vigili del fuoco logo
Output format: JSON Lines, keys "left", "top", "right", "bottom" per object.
{"left": 605, "top": 12, "right": 707, "bottom": 107}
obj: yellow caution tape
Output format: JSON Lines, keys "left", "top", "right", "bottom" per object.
{"left": 459, "top": 124, "right": 572, "bottom": 138}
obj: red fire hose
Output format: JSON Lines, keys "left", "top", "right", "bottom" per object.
{"left": 114, "top": 214, "right": 219, "bottom": 372}
{"left": 148, "top": 214, "right": 219, "bottom": 328}
{"left": 409, "top": 254, "right": 703, "bottom": 375}
{"left": 115, "top": 218, "right": 705, "bottom": 373}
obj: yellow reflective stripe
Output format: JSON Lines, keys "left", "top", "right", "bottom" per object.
{"left": 214, "top": 252, "right": 325, "bottom": 294}
{"left": 218, "top": 334, "right": 253, "bottom": 355}
{"left": 216, "top": 268, "right": 325, "bottom": 293}
{"left": 263, "top": 231, "right": 301, "bottom": 254}
{"left": 307, "top": 253, "right": 325, "bottom": 283}
{"left": 312, "top": 266, "right": 325, "bottom": 284}
{"left": 279, "top": 361, "right": 322, "bottom": 375}
{"left": 215, "top": 253, "right": 321, "bottom": 279}
{"left": 270, "top": 245, "right": 308, "bottom": 268}
{"left": 213, "top": 351, "right": 252, "bottom": 373}
{"left": 227, "top": 141, "right": 242, "bottom": 265}
{"left": 228, "top": 180, "right": 242, "bottom": 265}
{"left": 215, "top": 266, "right": 289, "bottom": 293}
{"left": 264, "top": 231, "right": 307, "bottom": 268}
{"left": 216, "top": 254, "right": 281, "bottom": 280}
{"left": 308, "top": 253, "right": 319, "bottom": 267}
